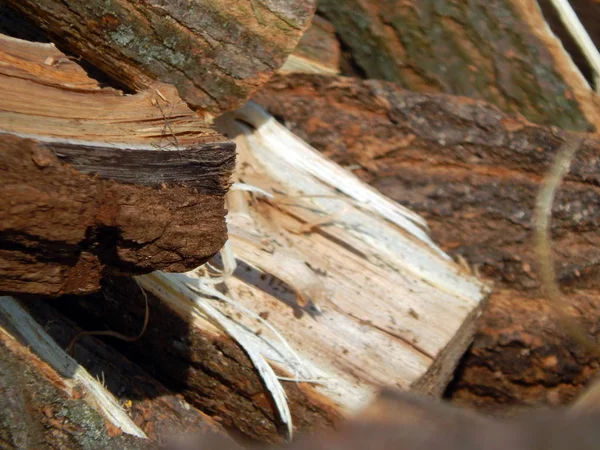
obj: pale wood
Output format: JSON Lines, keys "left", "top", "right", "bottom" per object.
{"left": 134, "top": 102, "right": 489, "bottom": 438}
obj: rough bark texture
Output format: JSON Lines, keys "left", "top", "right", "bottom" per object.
{"left": 3, "top": 0, "right": 316, "bottom": 115}
{"left": 49, "top": 276, "right": 342, "bottom": 445}
{"left": 0, "top": 326, "right": 153, "bottom": 450}
{"left": 17, "top": 298, "right": 232, "bottom": 445}
{"left": 317, "top": 0, "right": 600, "bottom": 131}
{"left": 253, "top": 73, "right": 600, "bottom": 411}
{"left": 0, "top": 135, "right": 230, "bottom": 297}
{"left": 0, "top": 36, "right": 236, "bottom": 297}
{"left": 167, "top": 389, "right": 600, "bottom": 450}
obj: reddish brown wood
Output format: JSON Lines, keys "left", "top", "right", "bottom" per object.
{"left": 253, "top": 73, "right": 600, "bottom": 411}
{"left": 317, "top": 0, "right": 600, "bottom": 131}
{"left": 50, "top": 276, "right": 342, "bottom": 445}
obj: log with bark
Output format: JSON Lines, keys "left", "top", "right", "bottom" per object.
{"left": 3, "top": 0, "right": 316, "bottom": 115}
{"left": 317, "top": 0, "right": 600, "bottom": 131}
{"left": 29, "top": 101, "right": 488, "bottom": 444}
{"left": 253, "top": 73, "right": 600, "bottom": 411}
{"left": 0, "top": 35, "right": 235, "bottom": 296}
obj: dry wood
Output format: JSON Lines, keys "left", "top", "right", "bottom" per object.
{"left": 52, "top": 101, "right": 489, "bottom": 443}
{"left": 16, "top": 296, "right": 232, "bottom": 445}
{"left": 280, "top": 16, "right": 340, "bottom": 76}
{"left": 2, "top": 0, "right": 316, "bottom": 115}
{"left": 317, "top": 0, "right": 600, "bottom": 131}
{"left": 253, "top": 73, "right": 600, "bottom": 410}
{"left": 0, "top": 35, "right": 235, "bottom": 296}
{"left": 165, "top": 387, "right": 600, "bottom": 450}
{"left": 0, "top": 297, "right": 153, "bottom": 449}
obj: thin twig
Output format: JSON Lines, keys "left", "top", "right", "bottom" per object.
{"left": 67, "top": 278, "right": 150, "bottom": 354}
{"left": 534, "top": 136, "right": 600, "bottom": 357}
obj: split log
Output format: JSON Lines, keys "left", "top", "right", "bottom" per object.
{"left": 317, "top": 0, "right": 600, "bottom": 131}
{"left": 0, "top": 297, "right": 153, "bottom": 449}
{"left": 2, "top": 0, "right": 316, "bottom": 115}
{"left": 253, "top": 73, "right": 600, "bottom": 410}
{"left": 48, "top": 102, "right": 488, "bottom": 444}
{"left": 0, "top": 35, "right": 235, "bottom": 296}
{"left": 166, "top": 387, "right": 600, "bottom": 450}
{"left": 16, "top": 296, "right": 232, "bottom": 445}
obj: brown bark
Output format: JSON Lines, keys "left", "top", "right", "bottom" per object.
{"left": 0, "top": 36, "right": 235, "bottom": 297}
{"left": 17, "top": 298, "right": 232, "bottom": 445}
{"left": 48, "top": 276, "right": 342, "bottom": 445}
{"left": 2, "top": 0, "right": 316, "bottom": 115}
{"left": 0, "top": 325, "right": 153, "bottom": 450}
{"left": 166, "top": 389, "right": 600, "bottom": 450}
{"left": 317, "top": 0, "right": 600, "bottom": 131}
{"left": 280, "top": 15, "right": 341, "bottom": 75}
{"left": 253, "top": 73, "right": 600, "bottom": 410}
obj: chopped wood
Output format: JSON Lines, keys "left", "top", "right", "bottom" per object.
{"left": 0, "top": 36, "right": 236, "bottom": 296}
{"left": 2, "top": 0, "right": 316, "bottom": 115}
{"left": 16, "top": 296, "right": 233, "bottom": 445}
{"left": 52, "top": 102, "right": 489, "bottom": 443}
{"left": 0, "top": 296, "right": 153, "bottom": 449}
{"left": 252, "top": 73, "right": 600, "bottom": 410}
{"left": 317, "top": 0, "right": 600, "bottom": 131}
{"left": 161, "top": 388, "right": 600, "bottom": 450}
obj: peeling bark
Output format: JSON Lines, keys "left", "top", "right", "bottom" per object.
{"left": 49, "top": 276, "right": 342, "bottom": 445}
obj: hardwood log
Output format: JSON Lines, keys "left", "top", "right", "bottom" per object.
{"left": 46, "top": 102, "right": 488, "bottom": 444}
{"left": 0, "top": 36, "right": 236, "bottom": 297}
{"left": 166, "top": 388, "right": 600, "bottom": 450}
{"left": 253, "top": 73, "right": 600, "bottom": 411}
{"left": 317, "top": 0, "right": 600, "bottom": 131}
{"left": 45, "top": 276, "right": 344, "bottom": 445}
{"left": 2, "top": 0, "right": 316, "bottom": 115}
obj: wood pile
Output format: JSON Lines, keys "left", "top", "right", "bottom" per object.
{"left": 0, "top": 0, "right": 599, "bottom": 449}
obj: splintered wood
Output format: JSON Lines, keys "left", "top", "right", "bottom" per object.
{"left": 137, "top": 102, "right": 490, "bottom": 436}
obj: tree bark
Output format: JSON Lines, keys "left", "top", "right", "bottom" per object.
{"left": 0, "top": 323, "right": 153, "bottom": 450}
{"left": 317, "top": 0, "right": 600, "bottom": 131}
{"left": 0, "top": 36, "right": 235, "bottom": 297}
{"left": 253, "top": 73, "right": 600, "bottom": 411}
{"left": 16, "top": 297, "right": 232, "bottom": 445}
{"left": 2, "top": 0, "right": 316, "bottom": 115}
{"left": 41, "top": 276, "right": 344, "bottom": 445}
